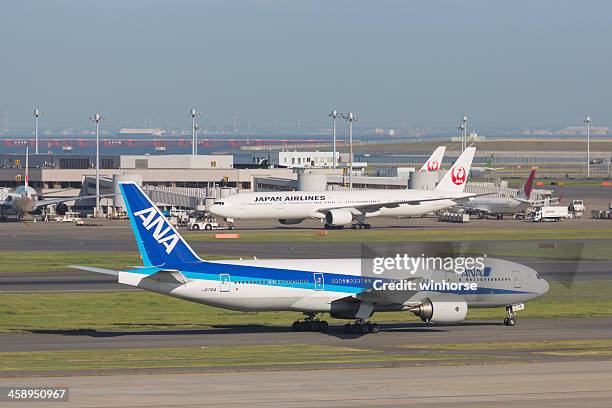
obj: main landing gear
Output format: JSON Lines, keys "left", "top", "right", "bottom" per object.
{"left": 504, "top": 303, "right": 524, "bottom": 326}
{"left": 344, "top": 320, "right": 379, "bottom": 334}
{"left": 350, "top": 222, "right": 371, "bottom": 229}
{"left": 292, "top": 313, "right": 329, "bottom": 332}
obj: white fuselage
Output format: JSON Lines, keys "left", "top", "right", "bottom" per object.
{"left": 118, "top": 258, "right": 548, "bottom": 313}
{"left": 210, "top": 189, "right": 470, "bottom": 221}
{"left": 461, "top": 197, "right": 525, "bottom": 216}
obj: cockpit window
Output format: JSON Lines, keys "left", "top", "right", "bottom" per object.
{"left": 215, "top": 202, "right": 224, "bottom": 205}
{"left": 536, "top": 273, "right": 542, "bottom": 279}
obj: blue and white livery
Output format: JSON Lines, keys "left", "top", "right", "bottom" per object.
{"left": 73, "top": 182, "right": 549, "bottom": 333}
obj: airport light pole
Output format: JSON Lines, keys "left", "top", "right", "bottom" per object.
{"left": 584, "top": 116, "right": 591, "bottom": 178}
{"left": 458, "top": 122, "right": 465, "bottom": 152}
{"left": 89, "top": 113, "right": 103, "bottom": 217}
{"left": 33, "top": 109, "right": 42, "bottom": 154}
{"left": 329, "top": 110, "right": 340, "bottom": 168}
{"left": 462, "top": 115, "right": 468, "bottom": 151}
{"left": 342, "top": 112, "right": 359, "bottom": 188}
{"left": 190, "top": 109, "right": 201, "bottom": 155}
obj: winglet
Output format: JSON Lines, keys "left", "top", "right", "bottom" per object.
{"left": 435, "top": 147, "right": 476, "bottom": 192}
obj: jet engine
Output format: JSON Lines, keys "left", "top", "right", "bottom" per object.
{"left": 408, "top": 295, "right": 467, "bottom": 323}
{"left": 278, "top": 218, "right": 305, "bottom": 225}
{"left": 55, "top": 202, "right": 69, "bottom": 215}
{"left": 324, "top": 209, "right": 352, "bottom": 226}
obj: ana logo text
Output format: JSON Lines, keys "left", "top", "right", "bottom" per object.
{"left": 133, "top": 207, "right": 179, "bottom": 254}
{"left": 450, "top": 166, "right": 467, "bottom": 185}
{"left": 461, "top": 267, "right": 492, "bottom": 278}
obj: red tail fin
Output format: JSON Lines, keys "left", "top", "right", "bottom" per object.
{"left": 522, "top": 169, "right": 536, "bottom": 199}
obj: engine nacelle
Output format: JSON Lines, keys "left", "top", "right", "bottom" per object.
{"left": 55, "top": 202, "right": 69, "bottom": 215}
{"left": 409, "top": 295, "right": 467, "bottom": 323}
{"left": 278, "top": 218, "right": 305, "bottom": 225}
{"left": 324, "top": 209, "right": 353, "bottom": 226}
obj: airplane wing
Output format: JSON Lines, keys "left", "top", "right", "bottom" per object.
{"left": 34, "top": 193, "right": 116, "bottom": 209}
{"left": 315, "top": 194, "right": 491, "bottom": 215}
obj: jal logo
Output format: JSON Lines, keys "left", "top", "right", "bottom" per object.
{"left": 427, "top": 160, "right": 439, "bottom": 171}
{"left": 450, "top": 166, "right": 467, "bottom": 185}
{"left": 133, "top": 207, "right": 179, "bottom": 254}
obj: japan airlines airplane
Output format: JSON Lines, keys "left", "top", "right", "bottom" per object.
{"left": 459, "top": 169, "right": 536, "bottom": 219}
{"left": 72, "top": 182, "right": 549, "bottom": 333}
{"left": 210, "top": 147, "right": 478, "bottom": 229}
{"left": 0, "top": 148, "right": 112, "bottom": 221}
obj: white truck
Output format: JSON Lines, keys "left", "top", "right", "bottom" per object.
{"left": 533, "top": 206, "right": 569, "bottom": 222}
{"left": 187, "top": 217, "right": 234, "bottom": 231}
{"left": 54, "top": 212, "right": 81, "bottom": 223}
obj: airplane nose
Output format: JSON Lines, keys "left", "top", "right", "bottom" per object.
{"left": 209, "top": 205, "right": 224, "bottom": 217}
{"left": 540, "top": 278, "right": 550, "bottom": 295}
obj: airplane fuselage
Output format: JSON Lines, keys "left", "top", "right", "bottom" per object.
{"left": 210, "top": 190, "right": 470, "bottom": 221}
{"left": 118, "top": 258, "right": 548, "bottom": 313}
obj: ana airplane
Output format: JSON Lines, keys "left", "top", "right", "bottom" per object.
{"left": 72, "top": 182, "right": 549, "bottom": 334}
{"left": 459, "top": 169, "right": 536, "bottom": 219}
{"left": 0, "top": 148, "right": 113, "bottom": 221}
{"left": 210, "top": 147, "right": 478, "bottom": 229}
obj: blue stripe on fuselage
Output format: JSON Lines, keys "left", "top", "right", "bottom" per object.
{"left": 124, "top": 261, "right": 533, "bottom": 296}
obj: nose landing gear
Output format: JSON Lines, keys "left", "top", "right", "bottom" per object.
{"left": 504, "top": 304, "right": 524, "bottom": 326}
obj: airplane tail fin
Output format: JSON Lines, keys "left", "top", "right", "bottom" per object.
{"left": 120, "top": 182, "right": 201, "bottom": 267}
{"left": 420, "top": 146, "right": 446, "bottom": 172}
{"left": 435, "top": 147, "right": 476, "bottom": 192}
{"left": 518, "top": 169, "right": 536, "bottom": 200}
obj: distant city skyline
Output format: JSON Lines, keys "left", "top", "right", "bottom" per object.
{"left": 1, "top": 1, "right": 611, "bottom": 129}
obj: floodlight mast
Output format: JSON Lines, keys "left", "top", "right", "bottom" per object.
{"left": 462, "top": 116, "right": 468, "bottom": 151}
{"left": 584, "top": 116, "right": 591, "bottom": 178}
{"left": 33, "top": 109, "right": 42, "bottom": 154}
{"left": 190, "top": 109, "right": 201, "bottom": 155}
{"left": 89, "top": 113, "right": 103, "bottom": 217}
{"left": 342, "top": 112, "right": 359, "bottom": 188}
{"left": 328, "top": 110, "right": 341, "bottom": 168}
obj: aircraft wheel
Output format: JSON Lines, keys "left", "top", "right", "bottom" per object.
{"left": 318, "top": 321, "right": 329, "bottom": 332}
{"left": 351, "top": 224, "right": 357, "bottom": 229}
{"left": 307, "top": 320, "right": 319, "bottom": 331}
{"left": 292, "top": 321, "right": 301, "bottom": 331}
{"left": 370, "top": 323, "right": 379, "bottom": 333}
{"left": 504, "top": 317, "right": 516, "bottom": 327}
{"left": 364, "top": 223, "right": 371, "bottom": 229}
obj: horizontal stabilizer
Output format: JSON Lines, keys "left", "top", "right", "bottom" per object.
{"left": 69, "top": 265, "right": 120, "bottom": 276}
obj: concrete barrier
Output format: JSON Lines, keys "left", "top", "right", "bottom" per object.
{"left": 214, "top": 233, "right": 241, "bottom": 239}
{"left": 438, "top": 213, "right": 470, "bottom": 223}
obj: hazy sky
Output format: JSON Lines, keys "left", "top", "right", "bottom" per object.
{"left": 2, "top": 1, "right": 612, "bottom": 130}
